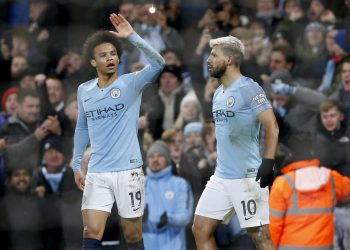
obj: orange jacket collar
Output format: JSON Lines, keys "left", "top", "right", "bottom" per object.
{"left": 281, "top": 159, "right": 320, "bottom": 174}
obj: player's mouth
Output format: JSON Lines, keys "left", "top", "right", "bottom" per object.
{"left": 107, "top": 63, "right": 115, "bottom": 69}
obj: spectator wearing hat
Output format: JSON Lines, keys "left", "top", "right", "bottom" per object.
{"left": 318, "top": 25, "right": 342, "bottom": 93}
{"left": 174, "top": 90, "right": 204, "bottom": 130}
{"left": 0, "top": 87, "right": 19, "bottom": 187}
{"left": 143, "top": 65, "right": 187, "bottom": 140}
{"left": 32, "top": 135, "right": 81, "bottom": 250}
{"left": 143, "top": 141, "right": 193, "bottom": 250}
{"left": 0, "top": 87, "right": 19, "bottom": 128}
{"left": 160, "top": 49, "right": 193, "bottom": 93}
{"left": 0, "top": 165, "right": 46, "bottom": 250}
{"left": 320, "top": 28, "right": 350, "bottom": 95}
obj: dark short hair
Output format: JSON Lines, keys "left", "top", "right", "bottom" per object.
{"left": 18, "top": 89, "right": 40, "bottom": 104}
{"left": 271, "top": 45, "right": 295, "bottom": 69}
{"left": 82, "top": 30, "right": 123, "bottom": 71}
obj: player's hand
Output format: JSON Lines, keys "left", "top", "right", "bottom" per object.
{"left": 74, "top": 171, "right": 85, "bottom": 191}
{"left": 138, "top": 112, "right": 149, "bottom": 130}
{"left": 157, "top": 211, "right": 168, "bottom": 229}
{"left": 256, "top": 158, "right": 275, "bottom": 188}
{"left": 109, "top": 13, "right": 134, "bottom": 38}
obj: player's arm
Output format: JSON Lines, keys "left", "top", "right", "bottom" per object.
{"left": 256, "top": 108, "right": 279, "bottom": 188}
{"left": 72, "top": 85, "right": 90, "bottom": 191}
{"left": 258, "top": 109, "right": 279, "bottom": 160}
{"left": 109, "top": 13, "right": 165, "bottom": 90}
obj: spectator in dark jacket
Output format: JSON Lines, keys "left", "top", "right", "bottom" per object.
{"left": 33, "top": 136, "right": 82, "bottom": 250}
{"left": 0, "top": 165, "right": 46, "bottom": 250}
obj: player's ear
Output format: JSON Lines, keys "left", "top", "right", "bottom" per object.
{"left": 227, "top": 55, "right": 235, "bottom": 66}
{"left": 90, "top": 59, "right": 97, "bottom": 68}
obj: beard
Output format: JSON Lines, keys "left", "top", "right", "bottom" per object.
{"left": 209, "top": 63, "right": 227, "bottom": 78}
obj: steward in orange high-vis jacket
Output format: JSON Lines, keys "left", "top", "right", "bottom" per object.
{"left": 269, "top": 159, "right": 350, "bottom": 250}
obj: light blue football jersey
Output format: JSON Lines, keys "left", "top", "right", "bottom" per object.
{"left": 212, "top": 76, "right": 272, "bottom": 179}
{"left": 72, "top": 33, "right": 165, "bottom": 173}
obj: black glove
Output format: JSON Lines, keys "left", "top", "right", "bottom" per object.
{"left": 255, "top": 158, "right": 275, "bottom": 188}
{"left": 143, "top": 204, "right": 149, "bottom": 222}
{"left": 156, "top": 212, "right": 168, "bottom": 229}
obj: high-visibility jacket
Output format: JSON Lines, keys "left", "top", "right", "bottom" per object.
{"left": 269, "top": 159, "right": 350, "bottom": 250}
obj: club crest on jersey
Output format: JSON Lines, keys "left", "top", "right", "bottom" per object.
{"left": 226, "top": 96, "right": 235, "bottom": 107}
{"left": 165, "top": 191, "right": 174, "bottom": 200}
{"left": 110, "top": 88, "right": 121, "bottom": 99}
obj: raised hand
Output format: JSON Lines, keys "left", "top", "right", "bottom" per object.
{"left": 109, "top": 13, "right": 134, "bottom": 39}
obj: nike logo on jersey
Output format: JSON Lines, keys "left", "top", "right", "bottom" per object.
{"left": 244, "top": 216, "right": 254, "bottom": 221}
{"left": 84, "top": 97, "right": 92, "bottom": 102}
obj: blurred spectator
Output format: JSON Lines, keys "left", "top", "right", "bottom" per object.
{"left": 295, "top": 21, "right": 328, "bottom": 88}
{"left": 63, "top": 92, "right": 77, "bottom": 130}
{"left": 255, "top": 0, "right": 280, "bottom": 31}
{"left": 313, "top": 100, "right": 350, "bottom": 177}
{"left": 143, "top": 65, "right": 186, "bottom": 140}
{"left": 329, "top": 58, "right": 350, "bottom": 126}
{"left": 45, "top": 76, "right": 65, "bottom": 116}
{"left": 131, "top": 4, "right": 184, "bottom": 65}
{"left": 0, "top": 165, "right": 46, "bottom": 250}
{"left": 269, "top": 157, "right": 350, "bottom": 249}
{"left": 163, "top": 0, "right": 183, "bottom": 31}
{"left": 318, "top": 25, "right": 341, "bottom": 93}
{"left": 202, "top": 77, "right": 220, "bottom": 121}
{"left": 0, "top": 89, "right": 61, "bottom": 170}
{"left": 230, "top": 27, "right": 263, "bottom": 83}
{"left": 194, "top": 9, "right": 225, "bottom": 79}
{"left": 321, "top": 28, "right": 350, "bottom": 95}
{"left": 0, "top": 86, "right": 19, "bottom": 191}
{"left": 161, "top": 49, "right": 193, "bottom": 93}
{"left": 174, "top": 90, "right": 204, "bottom": 130}
{"left": 272, "top": 30, "right": 294, "bottom": 48}
{"left": 249, "top": 18, "right": 273, "bottom": 68}
{"left": 262, "top": 45, "right": 296, "bottom": 86}
{"left": 269, "top": 69, "right": 326, "bottom": 155}
{"left": 119, "top": 2, "right": 138, "bottom": 25}
{"left": 201, "top": 122, "right": 217, "bottom": 171}
{"left": 143, "top": 141, "right": 194, "bottom": 250}
{"left": 55, "top": 48, "right": 88, "bottom": 93}
{"left": 17, "top": 68, "right": 36, "bottom": 89}
{"left": 10, "top": 54, "right": 28, "bottom": 80}
{"left": 183, "top": 121, "right": 213, "bottom": 204}
{"left": 269, "top": 45, "right": 295, "bottom": 74}
{"left": 162, "top": 128, "right": 189, "bottom": 176}
{"left": 0, "top": 87, "right": 19, "bottom": 126}
{"left": 27, "top": 0, "right": 67, "bottom": 72}
{"left": 307, "top": 0, "right": 335, "bottom": 24}
{"left": 33, "top": 136, "right": 81, "bottom": 249}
